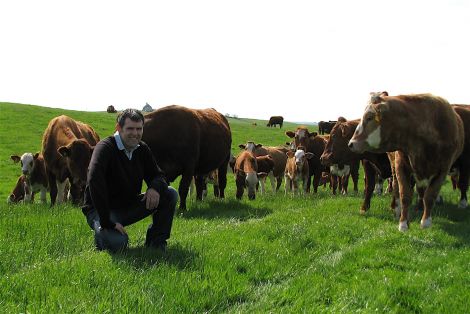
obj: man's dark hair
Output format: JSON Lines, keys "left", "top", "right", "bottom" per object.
{"left": 116, "top": 109, "right": 145, "bottom": 127}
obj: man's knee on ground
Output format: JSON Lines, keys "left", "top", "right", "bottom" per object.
{"left": 95, "top": 228, "right": 129, "bottom": 253}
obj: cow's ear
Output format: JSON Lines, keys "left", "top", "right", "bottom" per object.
{"left": 33, "top": 152, "right": 40, "bottom": 159}
{"left": 256, "top": 144, "right": 263, "bottom": 148}
{"left": 10, "top": 155, "right": 21, "bottom": 163}
{"left": 285, "top": 131, "right": 295, "bottom": 138}
{"left": 238, "top": 144, "right": 246, "bottom": 150}
{"left": 380, "top": 91, "right": 389, "bottom": 97}
{"left": 57, "top": 146, "right": 71, "bottom": 157}
{"left": 305, "top": 152, "right": 314, "bottom": 159}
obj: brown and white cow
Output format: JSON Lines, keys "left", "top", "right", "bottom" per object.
{"left": 234, "top": 150, "right": 267, "bottom": 200}
{"left": 7, "top": 175, "right": 28, "bottom": 204}
{"left": 256, "top": 154, "right": 275, "bottom": 194}
{"left": 9, "top": 152, "right": 48, "bottom": 203}
{"left": 42, "top": 115, "right": 100, "bottom": 205}
{"left": 450, "top": 104, "right": 470, "bottom": 208}
{"left": 284, "top": 148, "right": 313, "bottom": 194}
{"left": 142, "top": 105, "right": 232, "bottom": 210}
{"left": 238, "top": 141, "right": 287, "bottom": 192}
{"left": 320, "top": 118, "right": 392, "bottom": 212}
{"left": 349, "top": 93, "right": 464, "bottom": 231}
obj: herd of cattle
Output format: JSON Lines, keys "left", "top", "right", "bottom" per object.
{"left": 7, "top": 93, "right": 470, "bottom": 232}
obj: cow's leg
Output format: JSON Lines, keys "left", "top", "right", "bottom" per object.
{"left": 284, "top": 177, "right": 291, "bottom": 194}
{"left": 217, "top": 160, "right": 228, "bottom": 199}
{"left": 213, "top": 183, "right": 220, "bottom": 198}
{"left": 276, "top": 175, "right": 283, "bottom": 192}
{"left": 351, "top": 161, "right": 359, "bottom": 194}
{"left": 194, "top": 175, "right": 205, "bottom": 201}
{"left": 24, "top": 180, "right": 33, "bottom": 203}
{"left": 178, "top": 172, "right": 193, "bottom": 211}
{"left": 458, "top": 165, "right": 470, "bottom": 208}
{"left": 361, "top": 160, "right": 375, "bottom": 214}
{"left": 331, "top": 175, "right": 338, "bottom": 195}
{"left": 56, "top": 180, "right": 68, "bottom": 204}
{"left": 40, "top": 186, "right": 47, "bottom": 203}
{"left": 396, "top": 154, "right": 414, "bottom": 231}
{"left": 312, "top": 171, "right": 322, "bottom": 193}
{"left": 268, "top": 172, "right": 276, "bottom": 193}
{"left": 48, "top": 172, "right": 58, "bottom": 205}
{"left": 421, "top": 172, "right": 447, "bottom": 229}
{"left": 342, "top": 174, "right": 350, "bottom": 195}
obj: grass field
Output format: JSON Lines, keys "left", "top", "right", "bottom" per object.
{"left": 1, "top": 102, "right": 470, "bottom": 313}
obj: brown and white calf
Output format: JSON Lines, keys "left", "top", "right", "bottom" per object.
{"left": 234, "top": 150, "right": 267, "bottom": 200}
{"left": 349, "top": 92, "right": 464, "bottom": 231}
{"left": 9, "top": 153, "right": 48, "bottom": 203}
{"left": 284, "top": 148, "right": 313, "bottom": 194}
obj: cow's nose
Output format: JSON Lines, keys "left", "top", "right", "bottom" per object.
{"left": 348, "top": 141, "right": 354, "bottom": 149}
{"left": 22, "top": 170, "right": 28, "bottom": 175}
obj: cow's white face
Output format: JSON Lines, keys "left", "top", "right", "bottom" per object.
{"left": 20, "top": 153, "right": 35, "bottom": 175}
{"left": 349, "top": 103, "right": 383, "bottom": 153}
{"left": 294, "top": 149, "right": 306, "bottom": 168}
{"left": 245, "top": 142, "right": 256, "bottom": 152}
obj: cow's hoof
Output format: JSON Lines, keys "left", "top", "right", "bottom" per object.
{"left": 398, "top": 221, "right": 408, "bottom": 232}
{"left": 420, "top": 217, "right": 432, "bottom": 229}
{"left": 458, "top": 199, "right": 468, "bottom": 209}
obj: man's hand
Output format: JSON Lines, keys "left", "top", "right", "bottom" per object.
{"left": 114, "top": 222, "right": 127, "bottom": 235}
{"left": 142, "top": 188, "right": 160, "bottom": 210}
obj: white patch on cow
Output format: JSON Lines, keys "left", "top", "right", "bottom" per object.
{"left": 365, "top": 125, "right": 381, "bottom": 148}
{"left": 20, "top": 153, "right": 34, "bottom": 174}
{"left": 294, "top": 149, "right": 305, "bottom": 162}
{"left": 56, "top": 180, "right": 68, "bottom": 204}
{"left": 420, "top": 217, "right": 432, "bottom": 229}
{"left": 458, "top": 199, "right": 468, "bottom": 208}
{"left": 297, "top": 129, "right": 307, "bottom": 140}
{"left": 330, "top": 164, "right": 350, "bottom": 177}
{"left": 246, "top": 172, "right": 258, "bottom": 189}
{"left": 398, "top": 220, "right": 408, "bottom": 232}
{"left": 245, "top": 142, "right": 256, "bottom": 152}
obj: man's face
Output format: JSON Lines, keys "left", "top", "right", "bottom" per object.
{"left": 117, "top": 118, "right": 143, "bottom": 150}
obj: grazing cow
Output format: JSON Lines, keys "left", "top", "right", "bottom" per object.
{"left": 238, "top": 141, "right": 287, "bottom": 192}
{"left": 234, "top": 150, "right": 267, "bottom": 200}
{"left": 142, "top": 105, "right": 232, "bottom": 210}
{"left": 107, "top": 105, "right": 117, "bottom": 113}
{"left": 267, "top": 116, "right": 284, "bottom": 128}
{"left": 285, "top": 127, "right": 333, "bottom": 193}
{"left": 318, "top": 121, "right": 336, "bottom": 135}
{"left": 349, "top": 92, "right": 464, "bottom": 231}
{"left": 9, "top": 153, "right": 48, "bottom": 203}
{"left": 320, "top": 118, "right": 392, "bottom": 210}
{"left": 42, "top": 115, "right": 100, "bottom": 205}
{"left": 284, "top": 148, "right": 313, "bottom": 194}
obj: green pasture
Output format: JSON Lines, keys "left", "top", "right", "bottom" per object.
{"left": 0, "top": 102, "right": 469, "bottom": 313}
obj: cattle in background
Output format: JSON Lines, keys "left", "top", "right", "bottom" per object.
{"left": 318, "top": 121, "right": 336, "bottom": 135}
{"left": 142, "top": 105, "right": 232, "bottom": 210}
{"left": 284, "top": 148, "right": 313, "bottom": 194}
{"left": 42, "top": 115, "right": 100, "bottom": 205}
{"left": 9, "top": 152, "right": 48, "bottom": 203}
{"left": 107, "top": 105, "right": 117, "bottom": 113}
{"left": 267, "top": 116, "right": 284, "bottom": 128}
{"left": 285, "top": 127, "right": 333, "bottom": 193}
{"left": 234, "top": 150, "right": 267, "bottom": 200}
{"left": 349, "top": 92, "right": 464, "bottom": 231}
{"left": 238, "top": 141, "right": 287, "bottom": 192}
{"left": 320, "top": 118, "right": 393, "bottom": 214}
{"left": 450, "top": 104, "right": 470, "bottom": 208}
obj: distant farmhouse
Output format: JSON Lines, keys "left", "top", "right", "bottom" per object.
{"left": 142, "top": 102, "right": 153, "bottom": 112}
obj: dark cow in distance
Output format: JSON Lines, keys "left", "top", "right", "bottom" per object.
{"left": 107, "top": 105, "right": 117, "bottom": 113}
{"left": 267, "top": 116, "right": 284, "bottom": 128}
{"left": 318, "top": 121, "right": 336, "bottom": 135}
{"left": 9, "top": 152, "right": 48, "bottom": 203}
{"left": 42, "top": 115, "right": 100, "bottom": 205}
{"left": 142, "top": 105, "right": 232, "bottom": 210}
{"left": 349, "top": 92, "right": 464, "bottom": 231}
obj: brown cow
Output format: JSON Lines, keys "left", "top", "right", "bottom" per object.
{"left": 238, "top": 141, "right": 287, "bottom": 192}
{"left": 349, "top": 93, "right": 464, "bottom": 231}
{"left": 256, "top": 155, "right": 275, "bottom": 194}
{"left": 42, "top": 115, "right": 100, "bottom": 205}
{"left": 7, "top": 175, "right": 28, "bottom": 204}
{"left": 107, "top": 105, "right": 117, "bottom": 113}
{"left": 234, "top": 150, "right": 267, "bottom": 200}
{"left": 142, "top": 105, "right": 232, "bottom": 210}
{"left": 450, "top": 105, "right": 470, "bottom": 208}
{"left": 267, "top": 116, "right": 284, "bottom": 128}
{"left": 10, "top": 152, "right": 48, "bottom": 203}
{"left": 284, "top": 148, "right": 313, "bottom": 194}
{"left": 320, "top": 118, "right": 392, "bottom": 212}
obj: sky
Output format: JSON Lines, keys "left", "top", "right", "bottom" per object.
{"left": 1, "top": 0, "right": 470, "bottom": 123}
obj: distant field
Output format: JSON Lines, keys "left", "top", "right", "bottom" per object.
{"left": 1, "top": 102, "right": 470, "bottom": 313}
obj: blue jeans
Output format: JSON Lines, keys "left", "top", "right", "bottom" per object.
{"left": 85, "top": 187, "right": 178, "bottom": 252}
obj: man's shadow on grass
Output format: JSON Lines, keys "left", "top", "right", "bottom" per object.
{"left": 111, "top": 243, "right": 200, "bottom": 270}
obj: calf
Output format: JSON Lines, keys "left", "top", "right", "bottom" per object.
{"left": 256, "top": 155, "right": 275, "bottom": 194}
{"left": 349, "top": 92, "right": 464, "bottom": 231}
{"left": 10, "top": 153, "right": 48, "bottom": 203}
{"left": 234, "top": 150, "right": 267, "bottom": 200}
{"left": 7, "top": 175, "right": 28, "bottom": 204}
{"left": 284, "top": 148, "right": 313, "bottom": 194}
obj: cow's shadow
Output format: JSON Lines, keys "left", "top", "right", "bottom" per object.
{"left": 110, "top": 243, "right": 199, "bottom": 270}
{"left": 178, "top": 199, "right": 273, "bottom": 221}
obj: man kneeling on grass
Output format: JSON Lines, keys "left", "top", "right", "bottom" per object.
{"left": 82, "top": 109, "right": 178, "bottom": 253}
